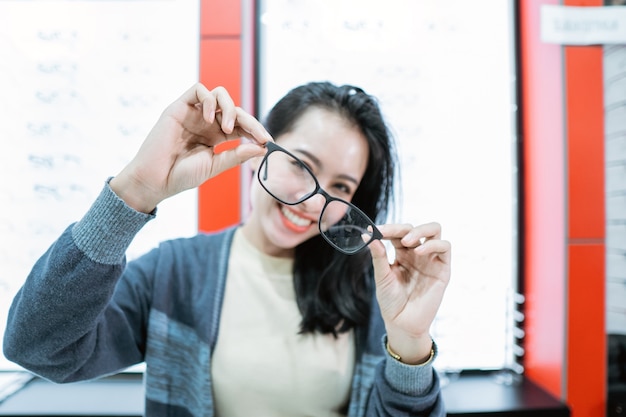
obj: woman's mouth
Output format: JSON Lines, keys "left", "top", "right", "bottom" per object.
{"left": 279, "top": 205, "right": 314, "bottom": 232}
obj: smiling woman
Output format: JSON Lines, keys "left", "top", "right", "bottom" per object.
{"left": 3, "top": 80, "right": 451, "bottom": 417}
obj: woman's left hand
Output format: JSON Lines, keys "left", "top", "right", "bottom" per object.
{"left": 369, "top": 222, "right": 451, "bottom": 365}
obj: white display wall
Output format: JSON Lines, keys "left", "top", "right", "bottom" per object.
{"left": 257, "top": 0, "right": 520, "bottom": 371}
{"left": 0, "top": 0, "right": 200, "bottom": 370}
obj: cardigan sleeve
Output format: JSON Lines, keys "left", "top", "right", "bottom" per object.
{"left": 366, "top": 343, "right": 445, "bottom": 416}
{"left": 355, "top": 290, "right": 445, "bottom": 416}
{"left": 2, "top": 179, "right": 155, "bottom": 383}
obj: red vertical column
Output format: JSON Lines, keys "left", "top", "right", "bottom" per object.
{"left": 519, "top": 0, "right": 567, "bottom": 399}
{"left": 520, "top": 1, "right": 606, "bottom": 416}
{"left": 563, "top": 1, "right": 606, "bottom": 416}
{"left": 197, "top": 0, "right": 243, "bottom": 232}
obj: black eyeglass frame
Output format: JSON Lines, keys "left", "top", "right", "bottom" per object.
{"left": 257, "top": 141, "right": 383, "bottom": 255}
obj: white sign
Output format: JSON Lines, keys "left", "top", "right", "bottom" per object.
{"left": 541, "top": 5, "right": 626, "bottom": 45}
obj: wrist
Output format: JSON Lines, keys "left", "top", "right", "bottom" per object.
{"left": 385, "top": 333, "right": 434, "bottom": 365}
{"left": 109, "top": 174, "right": 159, "bottom": 214}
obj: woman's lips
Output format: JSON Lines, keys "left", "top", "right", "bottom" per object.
{"left": 279, "top": 204, "right": 314, "bottom": 233}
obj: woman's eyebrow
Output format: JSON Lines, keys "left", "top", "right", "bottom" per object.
{"left": 296, "top": 149, "right": 359, "bottom": 186}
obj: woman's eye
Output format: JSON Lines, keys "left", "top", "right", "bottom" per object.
{"left": 289, "top": 159, "right": 309, "bottom": 172}
{"left": 333, "top": 183, "right": 352, "bottom": 196}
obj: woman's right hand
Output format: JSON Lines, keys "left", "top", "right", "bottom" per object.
{"left": 110, "top": 83, "right": 273, "bottom": 213}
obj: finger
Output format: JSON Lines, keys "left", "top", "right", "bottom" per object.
{"left": 367, "top": 240, "right": 392, "bottom": 282}
{"left": 401, "top": 222, "right": 442, "bottom": 248}
{"left": 178, "top": 83, "right": 217, "bottom": 123}
{"left": 378, "top": 222, "right": 442, "bottom": 248}
{"left": 413, "top": 239, "right": 452, "bottom": 264}
{"left": 209, "top": 143, "right": 267, "bottom": 176}
{"left": 396, "top": 240, "right": 452, "bottom": 272}
{"left": 178, "top": 82, "right": 211, "bottom": 105}
{"left": 232, "top": 107, "right": 274, "bottom": 145}
{"left": 377, "top": 223, "right": 414, "bottom": 240}
{"left": 212, "top": 86, "right": 237, "bottom": 133}
{"left": 376, "top": 223, "right": 414, "bottom": 250}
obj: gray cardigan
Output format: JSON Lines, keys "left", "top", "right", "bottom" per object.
{"left": 3, "top": 181, "right": 444, "bottom": 416}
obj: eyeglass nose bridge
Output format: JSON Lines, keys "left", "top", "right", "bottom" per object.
{"left": 258, "top": 142, "right": 381, "bottom": 254}
{"left": 298, "top": 185, "right": 330, "bottom": 205}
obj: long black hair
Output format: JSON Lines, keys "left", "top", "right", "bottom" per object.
{"left": 262, "top": 81, "right": 398, "bottom": 336}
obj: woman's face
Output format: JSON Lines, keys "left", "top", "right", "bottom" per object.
{"left": 242, "top": 107, "right": 369, "bottom": 258}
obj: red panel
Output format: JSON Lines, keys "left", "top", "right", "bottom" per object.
{"left": 565, "top": 45, "right": 605, "bottom": 239}
{"left": 199, "top": 39, "right": 242, "bottom": 105}
{"left": 519, "top": 0, "right": 567, "bottom": 399}
{"left": 562, "top": 2, "right": 606, "bottom": 417}
{"left": 567, "top": 244, "right": 606, "bottom": 417}
{"left": 200, "top": 0, "right": 241, "bottom": 36}
{"left": 197, "top": 141, "right": 241, "bottom": 233}
{"left": 198, "top": 38, "right": 242, "bottom": 232}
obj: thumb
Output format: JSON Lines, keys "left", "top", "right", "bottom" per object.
{"left": 210, "top": 143, "right": 265, "bottom": 176}
{"left": 368, "top": 239, "right": 391, "bottom": 282}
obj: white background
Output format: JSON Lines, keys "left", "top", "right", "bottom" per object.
{"left": 257, "top": 0, "right": 520, "bottom": 371}
{"left": 0, "top": 0, "right": 200, "bottom": 370}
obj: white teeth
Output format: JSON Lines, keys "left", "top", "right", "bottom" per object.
{"left": 280, "top": 206, "right": 312, "bottom": 227}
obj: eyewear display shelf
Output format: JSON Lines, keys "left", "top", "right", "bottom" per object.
{"left": 0, "top": 370, "right": 570, "bottom": 416}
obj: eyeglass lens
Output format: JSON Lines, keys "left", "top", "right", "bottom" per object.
{"left": 258, "top": 145, "right": 378, "bottom": 254}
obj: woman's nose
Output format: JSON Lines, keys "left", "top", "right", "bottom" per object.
{"left": 300, "top": 192, "right": 326, "bottom": 213}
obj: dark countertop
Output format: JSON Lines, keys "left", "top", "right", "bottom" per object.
{"left": 0, "top": 370, "right": 570, "bottom": 416}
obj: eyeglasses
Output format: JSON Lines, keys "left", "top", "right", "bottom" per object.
{"left": 257, "top": 142, "right": 382, "bottom": 255}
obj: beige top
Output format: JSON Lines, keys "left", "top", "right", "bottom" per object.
{"left": 211, "top": 229, "right": 356, "bottom": 417}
